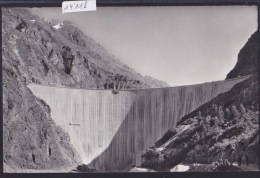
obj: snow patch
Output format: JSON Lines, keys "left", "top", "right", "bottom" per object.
{"left": 29, "top": 20, "right": 36, "bottom": 22}
{"left": 52, "top": 22, "right": 64, "bottom": 30}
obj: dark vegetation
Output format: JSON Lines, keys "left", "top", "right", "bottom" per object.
{"left": 76, "top": 164, "right": 96, "bottom": 173}
{"left": 153, "top": 128, "right": 177, "bottom": 148}
{"left": 188, "top": 159, "right": 242, "bottom": 172}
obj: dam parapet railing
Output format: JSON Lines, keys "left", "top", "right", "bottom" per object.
{"left": 27, "top": 75, "right": 250, "bottom": 92}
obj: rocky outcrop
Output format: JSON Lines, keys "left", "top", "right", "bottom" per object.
{"left": 226, "top": 30, "right": 258, "bottom": 79}
{"left": 3, "top": 52, "right": 81, "bottom": 171}
{"left": 2, "top": 7, "right": 168, "bottom": 172}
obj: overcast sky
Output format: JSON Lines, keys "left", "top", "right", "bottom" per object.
{"left": 30, "top": 6, "right": 257, "bottom": 86}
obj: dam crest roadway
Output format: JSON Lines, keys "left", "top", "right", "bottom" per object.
{"left": 28, "top": 76, "right": 247, "bottom": 171}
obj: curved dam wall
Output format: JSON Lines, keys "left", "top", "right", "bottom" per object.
{"left": 28, "top": 77, "right": 246, "bottom": 171}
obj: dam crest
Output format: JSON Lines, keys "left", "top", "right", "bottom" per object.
{"left": 28, "top": 77, "right": 247, "bottom": 171}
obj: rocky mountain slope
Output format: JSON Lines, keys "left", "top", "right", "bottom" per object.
{"left": 2, "top": 8, "right": 168, "bottom": 172}
{"left": 140, "top": 31, "right": 259, "bottom": 171}
{"left": 226, "top": 31, "right": 258, "bottom": 79}
{"left": 3, "top": 8, "right": 168, "bottom": 89}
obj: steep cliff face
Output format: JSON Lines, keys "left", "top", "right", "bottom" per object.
{"left": 28, "top": 77, "right": 246, "bottom": 171}
{"left": 3, "top": 48, "right": 81, "bottom": 172}
{"left": 226, "top": 30, "right": 258, "bottom": 79}
{"left": 140, "top": 30, "right": 259, "bottom": 171}
{"left": 2, "top": 7, "right": 168, "bottom": 172}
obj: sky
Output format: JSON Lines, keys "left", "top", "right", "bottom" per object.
{"left": 30, "top": 6, "right": 257, "bottom": 87}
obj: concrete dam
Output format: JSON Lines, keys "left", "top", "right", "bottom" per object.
{"left": 28, "top": 77, "right": 246, "bottom": 171}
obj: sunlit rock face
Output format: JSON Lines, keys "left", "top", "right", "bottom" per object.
{"left": 28, "top": 77, "right": 246, "bottom": 171}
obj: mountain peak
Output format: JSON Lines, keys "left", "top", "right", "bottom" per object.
{"left": 226, "top": 30, "right": 258, "bottom": 79}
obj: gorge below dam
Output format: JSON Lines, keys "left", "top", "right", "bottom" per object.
{"left": 28, "top": 77, "right": 247, "bottom": 171}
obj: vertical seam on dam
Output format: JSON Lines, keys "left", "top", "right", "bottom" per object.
{"left": 27, "top": 77, "right": 247, "bottom": 171}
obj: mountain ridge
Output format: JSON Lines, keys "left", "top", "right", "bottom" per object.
{"left": 226, "top": 30, "right": 258, "bottom": 79}
{"left": 7, "top": 8, "right": 169, "bottom": 89}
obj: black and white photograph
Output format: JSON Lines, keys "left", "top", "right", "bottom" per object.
{"left": 2, "top": 5, "right": 259, "bottom": 173}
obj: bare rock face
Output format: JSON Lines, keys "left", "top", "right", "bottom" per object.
{"left": 226, "top": 30, "right": 258, "bottom": 79}
{"left": 2, "top": 7, "right": 169, "bottom": 172}
{"left": 3, "top": 52, "right": 81, "bottom": 171}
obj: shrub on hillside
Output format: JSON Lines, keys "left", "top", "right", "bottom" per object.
{"left": 154, "top": 128, "right": 177, "bottom": 147}
{"left": 76, "top": 164, "right": 96, "bottom": 172}
{"left": 142, "top": 148, "right": 159, "bottom": 159}
{"left": 188, "top": 159, "right": 242, "bottom": 172}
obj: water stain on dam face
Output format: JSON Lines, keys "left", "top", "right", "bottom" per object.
{"left": 28, "top": 77, "right": 247, "bottom": 171}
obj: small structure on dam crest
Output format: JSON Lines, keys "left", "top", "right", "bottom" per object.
{"left": 28, "top": 76, "right": 247, "bottom": 171}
